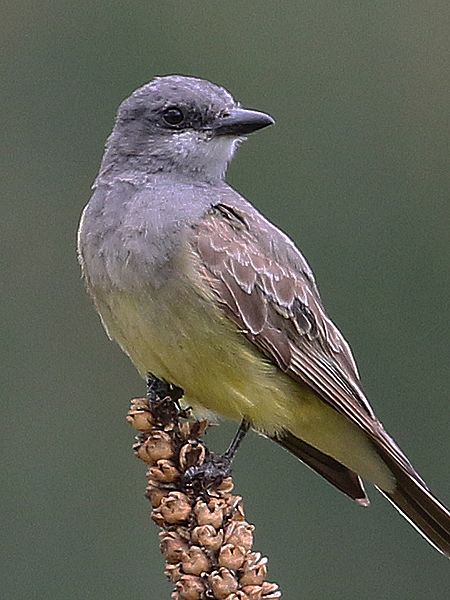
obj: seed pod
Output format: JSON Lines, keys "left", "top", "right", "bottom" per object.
{"left": 145, "top": 482, "right": 168, "bottom": 507}
{"left": 166, "top": 562, "right": 183, "bottom": 583}
{"left": 174, "top": 574, "right": 205, "bottom": 599}
{"left": 218, "top": 543, "right": 247, "bottom": 570}
{"left": 148, "top": 459, "right": 179, "bottom": 483}
{"left": 178, "top": 441, "right": 206, "bottom": 470}
{"left": 224, "top": 521, "right": 254, "bottom": 551}
{"left": 240, "top": 559, "right": 267, "bottom": 586}
{"left": 216, "top": 477, "right": 234, "bottom": 495}
{"left": 180, "top": 545, "right": 210, "bottom": 575}
{"left": 227, "top": 495, "right": 246, "bottom": 521}
{"left": 160, "top": 531, "right": 189, "bottom": 564}
{"left": 208, "top": 567, "right": 239, "bottom": 598}
{"left": 126, "top": 398, "right": 154, "bottom": 431}
{"left": 155, "top": 491, "right": 191, "bottom": 524}
{"left": 138, "top": 430, "right": 174, "bottom": 463}
{"left": 194, "top": 497, "right": 226, "bottom": 528}
{"left": 260, "top": 581, "right": 282, "bottom": 598}
{"left": 191, "top": 524, "right": 224, "bottom": 551}
{"left": 242, "top": 585, "right": 263, "bottom": 600}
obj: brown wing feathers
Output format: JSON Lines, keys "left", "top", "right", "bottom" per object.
{"left": 194, "top": 202, "right": 450, "bottom": 556}
{"left": 196, "top": 204, "right": 371, "bottom": 412}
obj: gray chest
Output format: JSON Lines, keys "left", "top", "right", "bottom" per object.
{"left": 78, "top": 181, "right": 213, "bottom": 293}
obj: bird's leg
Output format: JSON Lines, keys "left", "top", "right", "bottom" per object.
{"left": 223, "top": 419, "right": 250, "bottom": 462}
{"left": 182, "top": 419, "right": 250, "bottom": 493}
{"left": 145, "top": 374, "right": 251, "bottom": 491}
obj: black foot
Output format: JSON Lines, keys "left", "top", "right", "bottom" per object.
{"left": 146, "top": 374, "right": 183, "bottom": 403}
{"left": 182, "top": 452, "right": 232, "bottom": 495}
{"left": 146, "top": 374, "right": 185, "bottom": 424}
{"left": 182, "top": 418, "right": 250, "bottom": 495}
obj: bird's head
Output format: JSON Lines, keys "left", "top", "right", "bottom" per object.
{"left": 100, "top": 75, "right": 274, "bottom": 182}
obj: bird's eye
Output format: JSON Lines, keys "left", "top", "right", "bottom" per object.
{"left": 162, "top": 106, "right": 185, "bottom": 126}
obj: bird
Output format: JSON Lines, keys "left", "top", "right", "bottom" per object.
{"left": 77, "top": 74, "right": 450, "bottom": 557}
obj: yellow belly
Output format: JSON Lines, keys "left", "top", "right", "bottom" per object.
{"left": 97, "top": 276, "right": 392, "bottom": 489}
{"left": 94, "top": 270, "right": 394, "bottom": 492}
{"left": 97, "top": 281, "right": 296, "bottom": 429}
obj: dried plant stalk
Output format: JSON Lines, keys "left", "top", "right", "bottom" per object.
{"left": 127, "top": 391, "right": 282, "bottom": 600}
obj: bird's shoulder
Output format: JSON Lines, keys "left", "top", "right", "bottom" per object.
{"left": 194, "top": 197, "right": 327, "bottom": 343}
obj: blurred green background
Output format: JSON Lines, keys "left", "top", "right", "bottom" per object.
{"left": 2, "top": 1, "right": 449, "bottom": 598}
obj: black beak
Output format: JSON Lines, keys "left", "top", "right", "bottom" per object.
{"left": 211, "top": 108, "right": 275, "bottom": 136}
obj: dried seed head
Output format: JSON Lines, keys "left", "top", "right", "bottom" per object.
{"left": 180, "top": 545, "right": 210, "bottom": 575}
{"left": 160, "top": 531, "right": 189, "bottom": 564}
{"left": 224, "top": 521, "right": 254, "bottom": 551}
{"left": 226, "top": 495, "right": 246, "bottom": 522}
{"left": 242, "top": 585, "right": 263, "bottom": 600}
{"left": 188, "top": 419, "right": 209, "bottom": 439}
{"left": 148, "top": 459, "right": 180, "bottom": 483}
{"left": 216, "top": 477, "right": 234, "bottom": 495}
{"left": 209, "top": 568, "right": 239, "bottom": 598}
{"left": 178, "top": 441, "right": 206, "bottom": 470}
{"left": 127, "top": 394, "right": 281, "bottom": 598}
{"left": 218, "top": 543, "right": 247, "bottom": 570}
{"left": 137, "top": 430, "right": 174, "bottom": 464}
{"left": 174, "top": 574, "right": 205, "bottom": 600}
{"left": 155, "top": 491, "right": 191, "bottom": 525}
{"left": 151, "top": 509, "right": 166, "bottom": 527}
{"left": 243, "top": 552, "right": 265, "bottom": 569}
{"left": 178, "top": 421, "right": 193, "bottom": 441}
{"left": 127, "top": 398, "right": 154, "bottom": 431}
{"left": 166, "top": 562, "right": 183, "bottom": 583}
{"left": 191, "top": 524, "right": 224, "bottom": 551}
{"left": 194, "top": 498, "right": 226, "bottom": 528}
{"left": 240, "top": 559, "right": 267, "bottom": 586}
{"left": 126, "top": 411, "right": 153, "bottom": 431}
{"left": 145, "top": 482, "right": 169, "bottom": 507}
{"left": 260, "top": 582, "right": 282, "bottom": 598}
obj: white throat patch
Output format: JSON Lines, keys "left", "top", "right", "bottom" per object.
{"left": 172, "top": 131, "right": 242, "bottom": 180}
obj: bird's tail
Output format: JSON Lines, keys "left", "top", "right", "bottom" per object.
{"left": 375, "top": 446, "right": 450, "bottom": 557}
{"left": 272, "top": 431, "right": 370, "bottom": 505}
{"left": 273, "top": 428, "right": 450, "bottom": 557}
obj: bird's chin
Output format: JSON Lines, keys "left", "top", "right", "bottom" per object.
{"left": 171, "top": 130, "right": 242, "bottom": 180}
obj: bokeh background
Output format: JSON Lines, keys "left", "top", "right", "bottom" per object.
{"left": 2, "top": 2, "right": 449, "bottom": 598}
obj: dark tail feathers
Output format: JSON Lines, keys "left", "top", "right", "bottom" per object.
{"left": 274, "top": 430, "right": 450, "bottom": 557}
{"left": 273, "top": 431, "right": 369, "bottom": 506}
{"left": 376, "top": 449, "right": 450, "bottom": 557}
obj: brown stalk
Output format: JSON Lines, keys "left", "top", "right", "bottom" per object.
{"left": 127, "top": 390, "right": 282, "bottom": 600}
